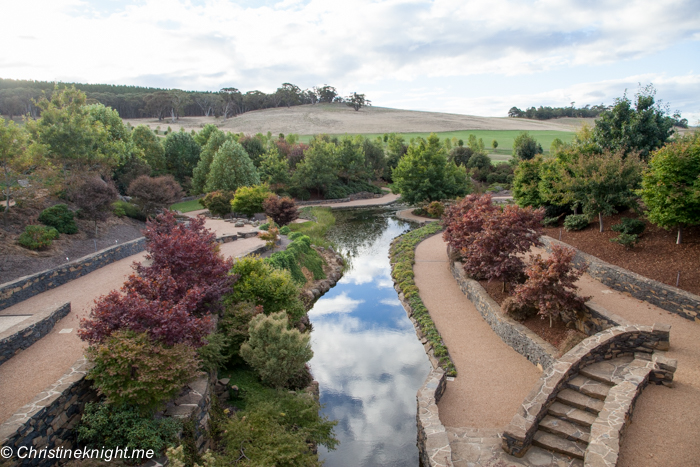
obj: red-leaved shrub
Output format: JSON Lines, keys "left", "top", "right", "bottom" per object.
{"left": 443, "top": 193, "right": 544, "bottom": 286}
{"left": 79, "top": 211, "right": 235, "bottom": 347}
{"left": 510, "top": 245, "right": 591, "bottom": 326}
{"left": 262, "top": 195, "right": 299, "bottom": 226}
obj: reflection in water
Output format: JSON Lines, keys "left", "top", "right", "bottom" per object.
{"left": 309, "top": 209, "right": 431, "bottom": 467}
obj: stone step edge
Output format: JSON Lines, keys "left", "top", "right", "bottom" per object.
{"left": 539, "top": 415, "right": 591, "bottom": 444}
{"left": 533, "top": 430, "right": 587, "bottom": 460}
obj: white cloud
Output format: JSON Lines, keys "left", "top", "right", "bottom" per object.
{"left": 308, "top": 292, "right": 363, "bottom": 317}
{"left": 1, "top": 0, "right": 698, "bottom": 117}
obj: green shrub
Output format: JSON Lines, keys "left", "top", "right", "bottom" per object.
{"left": 610, "top": 232, "right": 640, "bottom": 248}
{"left": 227, "top": 256, "right": 306, "bottom": 322}
{"left": 197, "top": 332, "right": 230, "bottom": 372}
{"left": 259, "top": 222, "right": 270, "bottom": 231}
{"left": 542, "top": 216, "right": 559, "bottom": 227}
{"left": 279, "top": 225, "right": 291, "bottom": 235}
{"left": 267, "top": 234, "right": 326, "bottom": 284}
{"left": 38, "top": 204, "right": 78, "bottom": 234}
{"left": 18, "top": 225, "right": 59, "bottom": 250}
{"left": 220, "top": 302, "right": 262, "bottom": 364}
{"left": 611, "top": 217, "right": 645, "bottom": 235}
{"left": 240, "top": 312, "right": 313, "bottom": 388}
{"left": 86, "top": 331, "right": 200, "bottom": 414}
{"left": 564, "top": 214, "right": 589, "bottom": 231}
{"left": 199, "top": 190, "right": 234, "bottom": 218}
{"left": 231, "top": 184, "right": 273, "bottom": 217}
{"left": 216, "top": 370, "right": 337, "bottom": 465}
{"left": 426, "top": 201, "right": 445, "bottom": 218}
{"left": 77, "top": 402, "right": 180, "bottom": 461}
{"left": 113, "top": 200, "right": 147, "bottom": 221}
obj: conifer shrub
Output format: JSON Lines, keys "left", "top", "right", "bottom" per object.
{"left": 199, "top": 190, "right": 234, "bottom": 218}
{"left": 220, "top": 302, "right": 263, "bottom": 364}
{"left": 262, "top": 195, "right": 299, "bottom": 226}
{"left": 77, "top": 402, "right": 181, "bottom": 458}
{"left": 38, "top": 204, "right": 78, "bottom": 234}
{"left": 279, "top": 225, "right": 291, "bottom": 235}
{"left": 231, "top": 184, "right": 273, "bottom": 217}
{"left": 18, "top": 225, "right": 59, "bottom": 250}
{"left": 509, "top": 246, "right": 590, "bottom": 327}
{"left": 86, "top": 331, "right": 199, "bottom": 412}
{"left": 227, "top": 256, "right": 306, "bottom": 322}
{"left": 611, "top": 217, "right": 645, "bottom": 235}
{"left": 564, "top": 214, "right": 589, "bottom": 231}
{"left": 610, "top": 232, "right": 640, "bottom": 248}
{"left": 240, "top": 312, "right": 313, "bottom": 388}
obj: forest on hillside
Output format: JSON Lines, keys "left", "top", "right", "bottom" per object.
{"left": 0, "top": 78, "right": 352, "bottom": 120}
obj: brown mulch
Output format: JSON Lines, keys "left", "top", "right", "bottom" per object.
{"left": 478, "top": 279, "right": 586, "bottom": 353}
{"left": 542, "top": 210, "right": 700, "bottom": 295}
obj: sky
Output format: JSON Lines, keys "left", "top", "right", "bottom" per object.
{"left": 3, "top": 0, "right": 700, "bottom": 123}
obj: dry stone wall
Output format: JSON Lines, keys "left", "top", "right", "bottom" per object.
{"left": 0, "top": 303, "right": 71, "bottom": 367}
{"left": 540, "top": 236, "right": 700, "bottom": 321}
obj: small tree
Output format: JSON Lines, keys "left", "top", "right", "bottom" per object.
{"left": 1, "top": 117, "right": 32, "bottom": 226}
{"left": 86, "top": 331, "right": 199, "bottom": 413}
{"left": 492, "top": 140, "right": 499, "bottom": 150}
{"left": 509, "top": 246, "right": 591, "bottom": 327}
{"left": 72, "top": 177, "right": 119, "bottom": 236}
{"left": 640, "top": 133, "right": 700, "bottom": 244}
{"left": 38, "top": 204, "right": 78, "bottom": 234}
{"left": 512, "top": 156, "right": 544, "bottom": 207}
{"left": 345, "top": 92, "right": 370, "bottom": 111}
{"left": 231, "top": 184, "right": 273, "bottom": 217}
{"left": 263, "top": 195, "right": 299, "bottom": 226}
{"left": 205, "top": 140, "right": 260, "bottom": 192}
{"left": 79, "top": 211, "right": 234, "bottom": 346}
{"left": 240, "top": 311, "right": 313, "bottom": 388}
{"left": 199, "top": 190, "right": 234, "bottom": 217}
{"left": 443, "top": 194, "right": 544, "bottom": 290}
{"left": 513, "top": 132, "right": 543, "bottom": 161}
{"left": 127, "top": 175, "right": 184, "bottom": 218}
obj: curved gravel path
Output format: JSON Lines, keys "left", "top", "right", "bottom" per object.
{"left": 414, "top": 233, "right": 542, "bottom": 428}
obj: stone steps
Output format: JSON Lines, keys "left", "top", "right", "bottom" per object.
{"left": 539, "top": 415, "right": 591, "bottom": 443}
{"left": 567, "top": 374, "right": 612, "bottom": 400}
{"left": 532, "top": 356, "right": 636, "bottom": 462}
{"left": 532, "top": 430, "right": 587, "bottom": 460}
{"left": 557, "top": 388, "right": 605, "bottom": 414}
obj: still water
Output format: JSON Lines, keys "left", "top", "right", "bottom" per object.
{"left": 308, "top": 208, "right": 432, "bottom": 467}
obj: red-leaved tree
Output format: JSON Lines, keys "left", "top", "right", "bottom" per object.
{"left": 510, "top": 245, "right": 591, "bottom": 327}
{"left": 263, "top": 195, "right": 299, "bottom": 226}
{"left": 443, "top": 193, "right": 544, "bottom": 288}
{"left": 79, "top": 211, "right": 235, "bottom": 347}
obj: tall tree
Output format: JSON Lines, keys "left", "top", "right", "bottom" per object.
{"left": 593, "top": 84, "right": 675, "bottom": 160}
{"left": 640, "top": 133, "right": 700, "bottom": 244}
{"left": 392, "top": 134, "right": 470, "bottom": 204}
{"left": 205, "top": 140, "right": 260, "bottom": 192}
{"left": 346, "top": 92, "right": 370, "bottom": 111}
{"left": 132, "top": 125, "right": 166, "bottom": 175}
{"left": 513, "top": 132, "right": 543, "bottom": 161}
{"left": 0, "top": 118, "right": 34, "bottom": 226}
{"left": 163, "top": 131, "right": 201, "bottom": 185}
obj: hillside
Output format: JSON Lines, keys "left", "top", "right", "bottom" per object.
{"left": 123, "top": 103, "right": 594, "bottom": 136}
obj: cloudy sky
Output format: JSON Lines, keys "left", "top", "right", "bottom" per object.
{"left": 3, "top": 0, "right": 700, "bottom": 122}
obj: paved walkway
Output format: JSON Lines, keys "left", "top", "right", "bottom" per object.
{"left": 414, "top": 234, "right": 542, "bottom": 428}
{"left": 311, "top": 192, "right": 400, "bottom": 208}
{"left": 0, "top": 228, "right": 265, "bottom": 425}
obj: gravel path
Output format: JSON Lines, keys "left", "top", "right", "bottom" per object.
{"left": 414, "top": 233, "right": 542, "bottom": 428}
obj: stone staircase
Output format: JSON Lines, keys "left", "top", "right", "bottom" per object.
{"left": 531, "top": 356, "right": 633, "bottom": 460}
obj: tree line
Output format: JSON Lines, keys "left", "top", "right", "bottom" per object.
{"left": 0, "top": 78, "right": 367, "bottom": 120}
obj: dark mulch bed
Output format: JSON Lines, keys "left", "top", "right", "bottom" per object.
{"left": 478, "top": 279, "right": 585, "bottom": 353}
{"left": 542, "top": 210, "right": 700, "bottom": 295}
{"left": 0, "top": 216, "right": 146, "bottom": 284}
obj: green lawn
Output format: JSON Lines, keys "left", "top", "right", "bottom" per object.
{"left": 170, "top": 198, "right": 203, "bottom": 212}
{"left": 297, "top": 130, "right": 575, "bottom": 160}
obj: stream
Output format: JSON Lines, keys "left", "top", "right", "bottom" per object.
{"left": 307, "top": 208, "right": 432, "bottom": 466}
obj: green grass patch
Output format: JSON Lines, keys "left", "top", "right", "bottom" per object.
{"left": 170, "top": 198, "right": 204, "bottom": 213}
{"left": 297, "top": 130, "right": 575, "bottom": 157}
{"left": 288, "top": 207, "right": 336, "bottom": 248}
{"left": 389, "top": 222, "right": 456, "bottom": 376}
{"left": 267, "top": 233, "right": 326, "bottom": 284}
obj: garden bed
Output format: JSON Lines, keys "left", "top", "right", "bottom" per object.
{"left": 478, "top": 279, "right": 586, "bottom": 354}
{"left": 542, "top": 210, "right": 700, "bottom": 295}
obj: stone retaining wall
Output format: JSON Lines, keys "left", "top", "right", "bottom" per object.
{"left": 0, "top": 238, "right": 147, "bottom": 312}
{"left": 0, "top": 303, "right": 71, "bottom": 367}
{"left": 449, "top": 258, "right": 557, "bottom": 370}
{"left": 0, "top": 357, "right": 98, "bottom": 467}
{"left": 296, "top": 191, "right": 383, "bottom": 206}
{"left": 540, "top": 236, "right": 700, "bottom": 321}
{"left": 396, "top": 286, "right": 451, "bottom": 467}
{"left": 502, "top": 324, "right": 674, "bottom": 459}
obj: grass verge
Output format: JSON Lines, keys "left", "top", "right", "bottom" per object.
{"left": 389, "top": 222, "right": 456, "bottom": 376}
{"left": 288, "top": 207, "right": 336, "bottom": 248}
{"left": 171, "top": 199, "right": 203, "bottom": 213}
